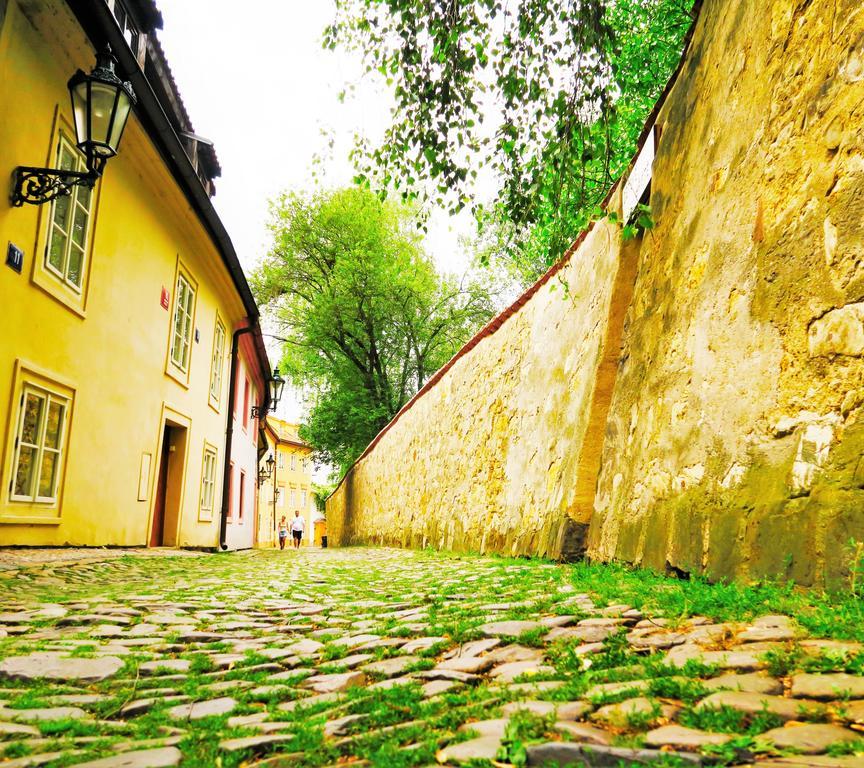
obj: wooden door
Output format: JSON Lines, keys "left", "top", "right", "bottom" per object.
{"left": 314, "top": 520, "right": 326, "bottom": 546}
{"left": 150, "top": 427, "right": 170, "bottom": 547}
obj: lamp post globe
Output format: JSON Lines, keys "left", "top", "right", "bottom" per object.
{"left": 68, "top": 45, "right": 137, "bottom": 174}
{"left": 270, "top": 369, "right": 286, "bottom": 409}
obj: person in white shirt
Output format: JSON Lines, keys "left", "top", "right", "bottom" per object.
{"left": 290, "top": 510, "right": 305, "bottom": 549}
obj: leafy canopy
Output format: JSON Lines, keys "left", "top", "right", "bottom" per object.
{"left": 325, "top": 0, "right": 695, "bottom": 283}
{"left": 252, "top": 187, "right": 496, "bottom": 473}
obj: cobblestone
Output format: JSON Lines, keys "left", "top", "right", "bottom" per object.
{"left": 0, "top": 547, "right": 861, "bottom": 767}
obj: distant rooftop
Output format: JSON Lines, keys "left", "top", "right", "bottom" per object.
{"left": 267, "top": 418, "right": 312, "bottom": 450}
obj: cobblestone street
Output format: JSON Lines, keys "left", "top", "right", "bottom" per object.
{"left": 0, "top": 547, "right": 863, "bottom": 767}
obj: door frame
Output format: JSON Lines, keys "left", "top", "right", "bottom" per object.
{"left": 147, "top": 404, "right": 191, "bottom": 547}
{"left": 150, "top": 427, "right": 171, "bottom": 547}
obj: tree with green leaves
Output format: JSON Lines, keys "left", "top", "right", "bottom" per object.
{"left": 252, "top": 187, "right": 497, "bottom": 474}
{"left": 325, "top": 0, "right": 696, "bottom": 284}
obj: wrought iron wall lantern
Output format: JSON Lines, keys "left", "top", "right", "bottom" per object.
{"left": 258, "top": 454, "right": 275, "bottom": 487}
{"left": 11, "top": 46, "right": 136, "bottom": 207}
{"left": 251, "top": 369, "right": 286, "bottom": 419}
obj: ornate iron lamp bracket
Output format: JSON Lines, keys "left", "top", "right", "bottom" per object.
{"left": 11, "top": 166, "right": 98, "bottom": 207}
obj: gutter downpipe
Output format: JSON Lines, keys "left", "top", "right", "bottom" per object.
{"left": 219, "top": 325, "right": 270, "bottom": 551}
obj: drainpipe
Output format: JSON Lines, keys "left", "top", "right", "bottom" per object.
{"left": 219, "top": 324, "right": 268, "bottom": 550}
{"left": 272, "top": 447, "right": 278, "bottom": 544}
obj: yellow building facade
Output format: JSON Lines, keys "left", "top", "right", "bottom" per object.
{"left": 258, "top": 419, "right": 320, "bottom": 547}
{"left": 0, "top": 0, "right": 270, "bottom": 547}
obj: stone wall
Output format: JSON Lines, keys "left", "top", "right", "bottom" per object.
{"left": 588, "top": 0, "right": 864, "bottom": 586}
{"left": 328, "top": 0, "right": 864, "bottom": 585}
{"left": 328, "top": 205, "right": 633, "bottom": 558}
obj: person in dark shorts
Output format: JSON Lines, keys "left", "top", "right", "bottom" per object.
{"left": 290, "top": 510, "right": 305, "bottom": 549}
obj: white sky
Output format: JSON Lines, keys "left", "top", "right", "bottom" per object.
{"left": 157, "top": 1, "right": 477, "bottom": 277}
{"left": 157, "top": 0, "right": 480, "bottom": 432}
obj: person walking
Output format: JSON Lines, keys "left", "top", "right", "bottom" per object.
{"left": 290, "top": 510, "right": 305, "bottom": 549}
{"left": 278, "top": 516, "right": 288, "bottom": 550}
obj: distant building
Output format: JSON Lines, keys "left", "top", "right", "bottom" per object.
{"left": 0, "top": 0, "right": 270, "bottom": 549}
{"left": 260, "top": 419, "right": 320, "bottom": 547}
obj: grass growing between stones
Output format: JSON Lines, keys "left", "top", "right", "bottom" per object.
{"left": 557, "top": 558, "right": 864, "bottom": 642}
{"left": 0, "top": 546, "right": 863, "bottom": 767}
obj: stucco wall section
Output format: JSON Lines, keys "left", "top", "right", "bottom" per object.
{"left": 587, "top": 0, "right": 864, "bottom": 586}
{"left": 328, "top": 207, "right": 626, "bottom": 558}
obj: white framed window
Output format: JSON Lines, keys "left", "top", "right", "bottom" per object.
{"left": 200, "top": 445, "right": 217, "bottom": 514}
{"left": 301, "top": 489, "right": 306, "bottom": 509}
{"left": 11, "top": 385, "right": 69, "bottom": 504}
{"left": 238, "top": 470, "right": 246, "bottom": 521}
{"left": 209, "top": 319, "right": 225, "bottom": 404}
{"left": 290, "top": 453, "right": 296, "bottom": 471}
{"left": 45, "top": 136, "right": 93, "bottom": 293}
{"left": 276, "top": 484, "right": 284, "bottom": 507}
{"left": 115, "top": 1, "right": 140, "bottom": 53}
{"left": 290, "top": 488, "right": 297, "bottom": 509}
{"left": 277, "top": 452, "right": 285, "bottom": 470}
{"left": 169, "top": 273, "right": 195, "bottom": 372}
{"left": 242, "top": 377, "right": 250, "bottom": 430}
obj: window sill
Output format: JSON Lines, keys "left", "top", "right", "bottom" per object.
{"left": 164, "top": 363, "right": 190, "bottom": 390}
{"left": 31, "top": 268, "right": 88, "bottom": 319}
{"left": 0, "top": 514, "right": 62, "bottom": 525}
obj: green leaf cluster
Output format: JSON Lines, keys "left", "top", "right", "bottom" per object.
{"left": 325, "top": 0, "right": 695, "bottom": 285}
{"left": 251, "top": 187, "right": 497, "bottom": 474}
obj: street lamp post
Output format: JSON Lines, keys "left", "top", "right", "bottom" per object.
{"left": 251, "top": 368, "right": 286, "bottom": 420}
{"left": 257, "top": 453, "right": 275, "bottom": 487}
{"left": 11, "top": 46, "right": 136, "bottom": 206}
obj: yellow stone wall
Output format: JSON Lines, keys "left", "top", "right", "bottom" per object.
{"left": 329, "top": 0, "right": 864, "bottom": 585}
{"left": 328, "top": 208, "right": 627, "bottom": 558}
{"left": 588, "top": 0, "right": 864, "bottom": 586}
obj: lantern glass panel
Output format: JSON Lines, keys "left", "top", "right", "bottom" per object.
{"left": 89, "top": 82, "right": 120, "bottom": 156}
{"left": 70, "top": 81, "right": 89, "bottom": 146}
{"left": 108, "top": 90, "right": 133, "bottom": 152}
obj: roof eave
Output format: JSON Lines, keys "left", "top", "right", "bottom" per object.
{"left": 64, "top": 0, "right": 258, "bottom": 321}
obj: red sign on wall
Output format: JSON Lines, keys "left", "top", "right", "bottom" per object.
{"left": 160, "top": 286, "right": 170, "bottom": 310}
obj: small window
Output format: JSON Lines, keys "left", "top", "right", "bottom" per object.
{"left": 301, "top": 489, "right": 306, "bottom": 509}
{"left": 290, "top": 453, "right": 296, "bottom": 471}
{"left": 200, "top": 445, "right": 217, "bottom": 514}
{"left": 276, "top": 484, "right": 284, "bottom": 507}
{"left": 290, "top": 488, "right": 296, "bottom": 509}
{"left": 277, "top": 452, "right": 285, "bottom": 470}
{"left": 242, "top": 378, "right": 250, "bottom": 429}
{"left": 238, "top": 470, "right": 246, "bottom": 521}
{"left": 169, "top": 273, "right": 195, "bottom": 372}
{"left": 111, "top": 0, "right": 140, "bottom": 54}
{"left": 45, "top": 136, "right": 93, "bottom": 293}
{"left": 227, "top": 462, "right": 234, "bottom": 521}
{"left": 209, "top": 319, "right": 225, "bottom": 405}
{"left": 11, "top": 385, "right": 69, "bottom": 503}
